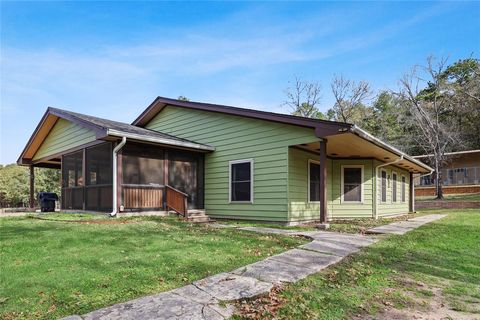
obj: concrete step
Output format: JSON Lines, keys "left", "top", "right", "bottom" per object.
{"left": 186, "top": 216, "right": 210, "bottom": 223}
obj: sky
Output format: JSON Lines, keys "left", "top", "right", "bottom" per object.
{"left": 1, "top": 1, "right": 479, "bottom": 164}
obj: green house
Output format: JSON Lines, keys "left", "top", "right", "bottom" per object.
{"left": 18, "top": 96, "right": 432, "bottom": 224}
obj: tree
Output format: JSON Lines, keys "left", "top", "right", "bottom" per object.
{"left": 396, "top": 56, "right": 460, "bottom": 199}
{"left": 177, "top": 96, "right": 190, "bottom": 101}
{"left": 0, "top": 164, "right": 60, "bottom": 208}
{"left": 283, "top": 77, "right": 325, "bottom": 119}
{"left": 329, "top": 75, "right": 372, "bottom": 124}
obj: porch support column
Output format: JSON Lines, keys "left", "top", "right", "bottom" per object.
{"left": 29, "top": 165, "right": 35, "bottom": 209}
{"left": 317, "top": 139, "right": 329, "bottom": 229}
{"left": 409, "top": 172, "right": 415, "bottom": 213}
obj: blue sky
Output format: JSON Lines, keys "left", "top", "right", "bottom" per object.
{"left": 1, "top": 1, "right": 479, "bottom": 164}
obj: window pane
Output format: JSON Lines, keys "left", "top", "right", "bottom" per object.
{"left": 392, "top": 173, "right": 397, "bottom": 202}
{"left": 232, "top": 162, "right": 251, "bottom": 181}
{"left": 309, "top": 162, "right": 320, "bottom": 201}
{"left": 343, "top": 167, "right": 362, "bottom": 202}
{"left": 232, "top": 181, "right": 251, "bottom": 201}
{"left": 381, "top": 171, "right": 387, "bottom": 202}
{"left": 231, "top": 162, "right": 251, "bottom": 201}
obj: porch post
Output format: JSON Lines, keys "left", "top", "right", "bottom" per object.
{"left": 319, "top": 139, "right": 328, "bottom": 226}
{"left": 29, "top": 165, "right": 35, "bottom": 209}
{"left": 409, "top": 172, "right": 415, "bottom": 213}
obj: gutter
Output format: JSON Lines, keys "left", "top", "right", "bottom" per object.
{"left": 107, "top": 129, "right": 215, "bottom": 152}
{"left": 374, "top": 155, "right": 404, "bottom": 219}
{"left": 110, "top": 137, "right": 127, "bottom": 217}
{"left": 411, "top": 169, "right": 435, "bottom": 212}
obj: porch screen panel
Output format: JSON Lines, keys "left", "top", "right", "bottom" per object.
{"left": 169, "top": 150, "right": 199, "bottom": 209}
{"left": 122, "top": 144, "right": 164, "bottom": 185}
{"left": 343, "top": 167, "right": 362, "bottom": 202}
{"left": 401, "top": 176, "right": 406, "bottom": 202}
{"left": 62, "top": 151, "right": 83, "bottom": 210}
{"left": 85, "top": 143, "right": 112, "bottom": 211}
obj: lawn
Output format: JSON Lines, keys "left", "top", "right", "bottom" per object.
{"left": 0, "top": 214, "right": 306, "bottom": 320}
{"left": 233, "top": 209, "right": 480, "bottom": 319}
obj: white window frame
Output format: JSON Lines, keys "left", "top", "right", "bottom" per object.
{"left": 308, "top": 159, "right": 320, "bottom": 203}
{"left": 392, "top": 171, "right": 398, "bottom": 203}
{"left": 380, "top": 169, "right": 388, "bottom": 203}
{"left": 229, "top": 159, "right": 254, "bottom": 204}
{"left": 341, "top": 165, "right": 364, "bottom": 203}
{"left": 401, "top": 175, "right": 407, "bottom": 203}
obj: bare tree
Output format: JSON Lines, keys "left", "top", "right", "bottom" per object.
{"left": 330, "top": 75, "right": 372, "bottom": 123}
{"left": 283, "top": 77, "right": 323, "bottom": 118}
{"left": 396, "top": 56, "right": 460, "bottom": 199}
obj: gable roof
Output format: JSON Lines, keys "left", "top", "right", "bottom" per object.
{"left": 133, "top": 96, "right": 433, "bottom": 173}
{"left": 18, "top": 107, "right": 214, "bottom": 165}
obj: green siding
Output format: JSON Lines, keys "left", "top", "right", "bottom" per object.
{"left": 288, "top": 149, "right": 375, "bottom": 221}
{"left": 33, "top": 118, "right": 96, "bottom": 161}
{"left": 146, "top": 105, "right": 318, "bottom": 222}
{"left": 374, "top": 160, "right": 410, "bottom": 217}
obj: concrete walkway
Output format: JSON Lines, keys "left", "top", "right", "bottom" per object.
{"left": 367, "top": 214, "right": 447, "bottom": 235}
{"left": 64, "top": 214, "right": 445, "bottom": 320}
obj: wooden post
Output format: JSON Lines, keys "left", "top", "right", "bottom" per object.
{"left": 409, "top": 172, "right": 415, "bottom": 213}
{"left": 117, "top": 148, "right": 123, "bottom": 212}
{"left": 29, "top": 165, "right": 35, "bottom": 209}
{"left": 82, "top": 148, "right": 86, "bottom": 210}
{"left": 164, "top": 150, "right": 169, "bottom": 211}
{"left": 319, "top": 140, "right": 328, "bottom": 224}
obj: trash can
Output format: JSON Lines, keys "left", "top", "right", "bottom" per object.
{"left": 38, "top": 192, "right": 59, "bottom": 212}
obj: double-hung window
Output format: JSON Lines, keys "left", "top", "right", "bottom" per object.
{"left": 308, "top": 160, "right": 320, "bottom": 202}
{"left": 381, "top": 170, "right": 387, "bottom": 203}
{"left": 229, "top": 159, "right": 253, "bottom": 203}
{"left": 342, "top": 166, "right": 363, "bottom": 202}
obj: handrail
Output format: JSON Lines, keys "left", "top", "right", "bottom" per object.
{"left": 165, "top": 185, "right": 188, "bottom": 218}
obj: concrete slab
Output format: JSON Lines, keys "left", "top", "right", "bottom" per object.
{"left": 83, "top": 292, "right": 226, "bottom": 320}
{"left": 300, "top": 240, "right": 361, "bottom": 257}
{"left": 231, "top": 257, "right": 316, "bottom": 283}
{"left": 209, "top": 223, "right": 238, "bottom": 229}
{"left": 193, "top": 273, "right": 273, "bottom": 301}
{"left": 269, "top": 248, "right": 342, "bottom": 272}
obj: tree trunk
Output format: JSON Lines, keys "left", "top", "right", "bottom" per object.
{"left": 434, "top": 157, "right": 444, "bottom": 200}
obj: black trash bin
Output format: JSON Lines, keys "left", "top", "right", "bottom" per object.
{"left": 38, "top": 192, "right": 59, "bottom": 212}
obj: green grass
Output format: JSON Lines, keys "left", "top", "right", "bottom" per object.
{"left": 0, "top": 214, "right": 306, "bottom": 320}
{"left": 246, "top": 209, "right": 480, "bottom": 319}
{"left": 416, "top": 192, "right": 480, "bottom": 201}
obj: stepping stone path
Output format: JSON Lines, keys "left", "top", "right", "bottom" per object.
{"left": 64, "top": 214, "right": 445, "bottom": 320}
{"left": 367, "top": 214, "right": 447, "bottom": 235}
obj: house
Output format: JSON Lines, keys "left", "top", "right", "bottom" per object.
{"left": 18, "top": 96, "right": 433, "bottom": 224}
{"left": 413, "top": 150, "right": 480, "bottom": 197}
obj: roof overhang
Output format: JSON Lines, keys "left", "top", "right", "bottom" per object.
{"left": 133, "top": 96, "right": 352, "bottom": 137}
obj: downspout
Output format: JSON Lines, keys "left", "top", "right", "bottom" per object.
{"left": 110, "top": 137, "right": 127, "bottom": 217}
{"left": 374, "top": 155, "right": 404, "bottom": 219}
{"left": 412, "top": 169, "right": 434, "bottom": 212}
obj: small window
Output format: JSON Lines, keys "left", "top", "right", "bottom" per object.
{"left": 308, "top": 161, "right": 320, "bottom": 202}
{"left": 381, "top": 170, "right": 387, "bottom": 203}
{"left": 229, "top": 159, "right": 253, "bottom": 203}
{"left": 401, "top": 176, "right": 406, "bottom": 202}
{"left": 342, "top": 166, "right": 363, "bottom": 202}
{"left": 392, "top": 172, "right": 397, "bottom": 202}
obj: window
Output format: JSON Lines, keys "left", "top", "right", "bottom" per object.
{"left": 401, "top": 176, "right": 406, "bottom": 202}
{"left": 229, "top": 159, "right": 253, "bottom": 202}
{"left": 342, "top": 166, "right": 363, "bottom": 202}
{"left": 392, "top": 172, "right": 397, "bottom": 202}
{"left": 308, "top": 160, "right": 320, "bottom": 202}
{"left": 381, "top": 170, "right": 387, "bottom": 203}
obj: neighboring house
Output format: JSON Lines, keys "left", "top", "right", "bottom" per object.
{"left": 18, "top": 97, "right": 432, "bottom": 224}
{"left": 413, "top": 150, "right": 480, "bottom": 197}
